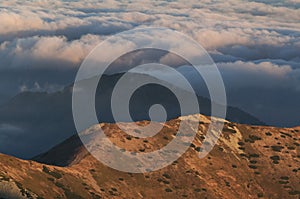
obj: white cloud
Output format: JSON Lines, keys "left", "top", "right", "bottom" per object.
{"left": 0, "top": 0, "right": 298, "bottom": 65}
{"left": 0, "top": 34, "right": 103, "bottom": 70}
{"left": 218, "top": 61, "right": 295, "bottom": 88}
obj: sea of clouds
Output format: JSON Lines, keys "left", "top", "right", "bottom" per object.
{"left": 0, "top": 0, "right": 299, "bottom": 126}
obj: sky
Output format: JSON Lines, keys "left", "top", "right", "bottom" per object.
{"left": 0, "top": 0, "right": 299, "bottom": 127}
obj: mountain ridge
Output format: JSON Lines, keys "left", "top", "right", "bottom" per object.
{"left": 0, "top": 72, "right": 264, "bottom": 159}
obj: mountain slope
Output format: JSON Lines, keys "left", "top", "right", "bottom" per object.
{"left": 1, "top": 114, "right": 299, "bottom": 199}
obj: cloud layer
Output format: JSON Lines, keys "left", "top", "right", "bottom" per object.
{"left": 0, "top": 0, "right": 299, "bottom": 127}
